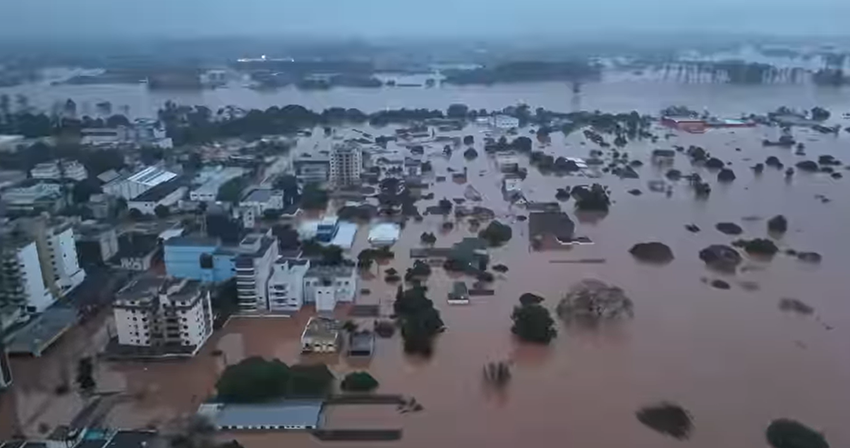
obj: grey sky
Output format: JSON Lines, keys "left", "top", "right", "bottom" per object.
{"left": 1, "top": 0, "right": 848, "bottom": 39}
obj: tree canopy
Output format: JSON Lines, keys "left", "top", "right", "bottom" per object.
{"left": 215, "top": 357, "right": 335, "bottom": 402}
{"left": 511, "top": 301, "right": 556, "bottom": 344}
{"left": 340, "top": 372, "right": 380, "bottom": 392}
{"left": 479, "top": 221, "right": 513, "bottom": 246}
{"left": 394, "top": 284, "right": 444, "bottom": 355}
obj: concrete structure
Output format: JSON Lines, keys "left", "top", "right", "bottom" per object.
{"left": 240, "top": 188, "right": 284, "bottom": 215}
{"left": 88, "top": 194, "right": 115, "bottom": 219}
{"left": 81, "top": 120, "right": 172, "bottom": 148}
{"left": 117, "top": 233, "right": 160, "bottom": 271}
{"left": 0, "top": 135, "right": 25, "bottom": 152}
{"left": 404, "top": 157, "right": 422, "bottom": 177}
{"left": 495, "top": 152, "right": 520, "bottom": 173}
{"left": 190, "top": 167, "right": 246, "bottom": 202}
{"left": 233, "top": 234, "right": 279, "bottom": 312}
{"left": 75, "top": 221, "right": 120, "bottom": 266}
{"left": 163, "top": 236, "right": 232, "bottom": 283}
{"left": 103, "top": 166, "right": 178, "bottom": 201}
{"left": 198, "top": 401, "right": 324, "bottom": 431}
{"left": 0, "top": 170, "right": 27, "bottom": 191}
{"left": 301, "top": 316, "right": 340, "bottom": 353}
{"left": 1, "top": 182, "right": 64, "bottom": 213}
{"left": 0, "top": 235, "right": 54, "bottom": 324}
{"left": 267, "top": 258, "right": 311, "bottom": 313}
{"left": 489, "top": 115, "right": 520, "bottom": 129}
{"left": 30, "top": 160, "right": 89, "bottom": 182}
{"left": 367, "top": 223, "right": 401, "bottom": 246}
{"left": 26, "top": 217, "right": 86, "bottom": 298}
{"left": 329, "top": 142, "right": 363, "bottom": 188}
{"left": 293, "top": 157, "right": 330, "bottom": 184}
{"left": 127, "top": 178, "right": 187, "bottom": 215}
{"left": 303, "top": 265, "right": 357, "bottom": 312}
{"left": 112, "top": 276, "right": 213, "bottom": 353}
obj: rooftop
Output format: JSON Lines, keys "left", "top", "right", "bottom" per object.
{"left": 200, "top": 401, "right": 324, "bottom": 429}
{"left": 241, "top": 188, "right": 277, "bottom": 203}
{"left": 127, "top": 166, "right": 178, "bottom": 186}
{"left": 117, "top": 233, "right": 160, "bottom": 258}
{"left": 165, "top": 235, "right": 220, "bottom": 248}
{"left": 131, "top": 177, "right": 186, "bottom": 202}
{"left": 102, "top": 431, "right": 160, "bottom": 448}
{"left": 302, "top": 316, "right": 340, "bottom": 340}
{"left": 305, "top": 264, "right": 355, "bottom": 279}
{"left": 115, "top": 276, "right": 204, "bottom": 305}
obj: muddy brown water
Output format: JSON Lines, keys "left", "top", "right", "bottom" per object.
{"left": 4, "top": 118, "right": 850, "bottom": 448}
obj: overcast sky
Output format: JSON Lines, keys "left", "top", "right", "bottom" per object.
{"left": 1, "top": 0, "right": 848, "bottom": 39}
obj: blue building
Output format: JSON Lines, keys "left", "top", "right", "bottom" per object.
{"left": 164, "top": 236, "right": 235, "bottom": 283}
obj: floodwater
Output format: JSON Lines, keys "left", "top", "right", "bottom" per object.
{"left": 3, "top": 74, "right": 850, "bottom": 118}
{"left": 4, "top": 88, "right": 850, "bottom": 447}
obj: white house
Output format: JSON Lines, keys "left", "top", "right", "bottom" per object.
{"left": 267, "top": 258, "right": 311, "bottom": 313}
{"left": 0, "top": 237, "right": 55, "bottom": 320}
{"left": 233, "top": 234, "right": 280, "bottom": 312}
{"left": 490, "top": 115, "right": 520, "bottom": 129}
{"left": 303, "top": 265, "right": 357, "bottom": 313}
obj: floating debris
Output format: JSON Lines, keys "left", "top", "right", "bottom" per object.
{"left": 779, "top": 298, "right": 814, "bottom": 316}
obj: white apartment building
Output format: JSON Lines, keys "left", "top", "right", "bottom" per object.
{"left": 103, "top": 166, "right": 178, "bottom": 200}
{"left": 0, "top": 236, "right": 55, "bottom": 325}
{"left": 30, "top": 160, "right": 89, "bottom": 182}
{"left": 233, "top": 234, "right": 280, "bottom": 312}
{"left": 40, "top": 220, "right": 87, "bottom": 297}
{"left": 329, "top": 142, "right": 363, "bottom": 188}
{"left": 303, "top": 265, "right": 357, "bottom": 313}
{"left": 112, "top": 276, "right": 213, "bottom": 353}
{"left": 267, "top": 258, "right": 311, "bottom": 313}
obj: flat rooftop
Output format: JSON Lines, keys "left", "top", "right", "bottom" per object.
{"left": 200, "top": 401, "right": 324, "bottom": 429}
{"left": 302, "top": 317, "right": 339, "bottom": 340}
{"left": 5, "top": 306, "right": 78, "bottom": 355}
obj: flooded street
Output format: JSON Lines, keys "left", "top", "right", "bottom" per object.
{"left": 4, "top": 86, "right": 850, "bottom": 447}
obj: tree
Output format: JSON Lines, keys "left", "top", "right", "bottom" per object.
{"left": 512, "top": 136, "right": 532, "bottom": 152}
{"left": 106, "top": 114, "right": 131, "bottom": 128}
{"left": 572, "top": 184, "right": 611, "bottom": 212}
{"left": 71, "top": 179, "right": 102, "bottom": 204}
{"left": 556, "top": 279, "right": 634, "bottom": 323}
{"left": 463, "top": 135, "right": 474, "bottom": 145}
{"left": 300, "top": 183, "right": 328, "bottom": 210}
{"left": 766, "top": 419, "right": 829, "bottom": 448}
{"left": 447, "top": 103, "right": 470, "bottom": 119}
{"left": 394, "top": 284, "right": 444, "bottom": 355}
{"left": 75, "top": 357, "right": 96, "bottom": 393}
{"left": 215, "top": 357, "right": 291, "bottom": 403}
{"left": 319, "top": 245, "right": 344, "bottom": 266}
{"left": 438, "top": 198, "right": 453, "bottom": 214}
{"left": 273, "top": 174, "right": 300, "bottom": 207}
{"left": 810, "top": 107, "right": 830, "bottom": 121}
{"left": 340, "top": 372, "right": 380, "bottom": 392}
{"left": 217, "top": 177, "right": 247, "bottom": 203}
{"left": 273, "top": 224, "right": 300, "bottom": 251}
{"left": 420, "top": 232, "right": 437, "bottom": 245}
{"left": 511, "top": 303, "right": 556, "bottom": 344}
{"left": 154, "top": 204, "right": 170, "bottom": 218}
{"left": 478, "top": 221, "right": 512, "bottom": 246}
{"left": 287, "top": 363, "right": 335, "bottom": 397}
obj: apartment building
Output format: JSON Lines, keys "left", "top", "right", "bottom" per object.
{"left": 234, "top": 234, "right": 279, "bottom": 312}
{"left": 329, "top": 142, "right": 362, "bottom": 187}
{"left": 112, "top": 276, "right": 213, "bottom": 353}
{"left": 0, "top": 235, "right": 54, "bottom": 326}
{"left": 21, "top": 217, "right": 87, "bottom": 298}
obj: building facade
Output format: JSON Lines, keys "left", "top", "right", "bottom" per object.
{"left": 0, "top": 236, "right": 54, "bottom": 325}
{"left": 267, "top": 258, "right": 310, "bottom": 313}
{"left": 303, "top": 265, "right": 357, "bottom": 313}
{"left": 112, "top": 276, "right": 213, "bottom": 352}
{"left": 233, "top": 234, "right": 279, "bottom": 312}
{"left": 329, "top": 143, "right": 362, "bottom": 187}
{"left": 293, "top": 158, "right": 330, "bottom": 184}
{"left": 26, "top": 218, "right": 87, "bottom": 298}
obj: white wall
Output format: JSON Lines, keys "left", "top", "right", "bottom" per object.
{"left": 17, "top": 242, "right": 54, "bottom": 313}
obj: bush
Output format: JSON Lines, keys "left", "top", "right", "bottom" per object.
{"left": 216, "top": 357, "right": 291, "bottom": 403}
{"left": 341, "top": 372, "right": 380, "bottom": 392}
{"left": 766, "top": 419, "right": 829, "bottom": 448}
{"left": 463, "top": 147, "right": 478, "bottom": 159}
{"left": 519, "top": 293, "right": 544, "bottom": 306}
{"left": 511, "top": 303, "right": 556, "bottom": 344}
{"left": 479, "top": 221, "right": 512, "bottom": 246}
{"left": 572, "top": 184, "right": 611, "bottom": 212}
{"left": 420, "top": 232, "right": 437, "bottom": 244}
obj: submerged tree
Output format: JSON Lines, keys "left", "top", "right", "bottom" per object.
{"left": 556, "top": 279, "right": 634, "bottom": 323}
{"left": 511, "top": 301, "right": 556, "bottom": 344}
{"left": 483, "top": 361, "right": 512, "bottom": 388}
